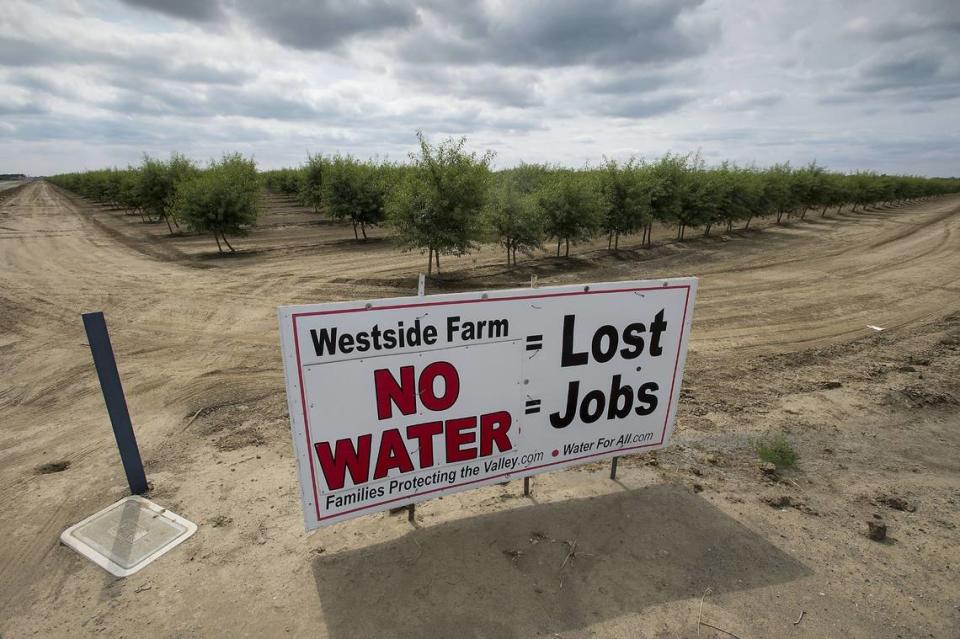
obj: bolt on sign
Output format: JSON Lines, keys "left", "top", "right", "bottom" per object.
{"left": 278, "top": 278, "right": 697, "bottom": 529}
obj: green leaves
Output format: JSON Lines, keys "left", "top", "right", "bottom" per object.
{"left": 485, "top": 179, "right": 543, "bottom": 265}
{"left": 172, "top": 153, "right": 260, "bottom": 252}
{"left": 302, "top": 153, "right": 325, "bottom": 213}
{"left": 386, "top": 133, "right": 494, "bottom": 272}
{"left": 138, "top": 153, "right": 199, "bottom": 232}
{"left": 323, "top": 155, "right": 390, "bottom": 240}
{"left": 536, "top": 170, "right": 601, "bottom": 256}
{"left": 601, "top": 158, "right": 652, "bottom": 246}
{"left": 262, "top": 167, "right": 304, "bottom": 196}
{"left": 47, "top": 135, "right": 960, "bottom": 261}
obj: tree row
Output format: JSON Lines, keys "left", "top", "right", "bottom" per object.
{"left": 49, "top": 134, "right": 960, "bottom": 266}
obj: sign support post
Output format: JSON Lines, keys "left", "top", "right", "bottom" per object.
{"left": 610, "top": 456, "right": 619, "bottom": 480}
{"left": 82, "top": 311, "right": 148, "bottom": 495}
{"left": 523, "top": 274, "right": 537, "bottom": 498}
{"left": 404, "top": 273, "right": 428, "bottom": 524}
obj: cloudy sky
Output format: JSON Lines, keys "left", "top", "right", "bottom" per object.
{"left": 1, "top": 0, "right": 958, "bottom": 176}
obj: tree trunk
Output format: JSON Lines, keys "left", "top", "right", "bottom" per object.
{"left": 361, "top": 223, "right": 367, "bottom": 240}
{"left": 745, "top": 215, "right": 752, "bottom": 229}
{"left": 677, "top": 223, "right": 682, "bottom": 240}
{"left": 512, "top": 247, "right": 517, "bottom": 265}
{"left": 427, "top": 248, "right": 433, "bottom": 275}
{"left": 704, "top": 223, "right": 712, "bottom": 237}
{"left": 614, "top": 231, "right": 619, "bottom": 250}
{"left": 557, "top": 238, "right": 561, "bottom": 257}
{"left": 221, "top": 232, "right": 235, "bottom": 252}
{"left": 506, "top": 244, "right": 511, "bottom": 266}
{"left": 352, "top": 222, "right": 358, "bottom": 240}
{"left": 776, "top": 209, "right": 784, "bottom": 224}
{"left": 435, "top": 249, "right": 440, "bottom": 272}
{"left": 821, "top": 206, "right": 828, "bottom": 217}
{"left": 214, "top": 231, "right": 223, "bottom": 253}
{"left": 607, "top": 231, "right": 613, "bottom": 249}
{"left": 565, "top": 238, "right": 570, "bottom": 257}
{"left": 164, "top": 214, "right": 173, "bottom": 234}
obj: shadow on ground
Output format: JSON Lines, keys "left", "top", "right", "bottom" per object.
{"left": 312, "top": 484, "right": 809, "bottom": 639}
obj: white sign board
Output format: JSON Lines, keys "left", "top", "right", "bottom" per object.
{"left": 278, "top": 277, "right": 697, "bottom": 529}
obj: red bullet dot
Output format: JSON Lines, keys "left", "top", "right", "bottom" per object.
{"left": 551, "top": 449, "right": 559, "bottom": 457}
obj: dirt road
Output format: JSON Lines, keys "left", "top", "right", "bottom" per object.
{"left": 2, "top": 181, "right": 958, "bottom": 638}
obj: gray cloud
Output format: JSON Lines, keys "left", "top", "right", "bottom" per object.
{"left": 846, "top": 0, "right": 960, "bottom": 43}
{"left": 855, "top": 52, "right": 942, "bottom": 92}
{"left": 819, "top": 49, "right": 960, "bottom": 105}
{"left": 0, "top": 34, "right": 73, "bottom": 67}
{"left": 156, "top": 63, "right": 252, "bottom": 86}
{"left": 0, "top": 101, "right": 48, "bottom": 116}
{"left": 230, "top": 0, "right": 419, "bottom": 50}
{"left": 583, "top": 72, "right": 675, "bottom": 95}
{"left": 0, "top": 113, "right": 272, "bottom": 147}
{"left": 709, "top": 92, "right": 785, "bottom": 111}
{"left": 2, "top": 0, "right": 959, "bottom": 176}
{"left": 397, "top": 0, "right": 712, "bottom": 68}
{"left": 5, "top": 71, "right": 76, "bottom": 98}
{"left": 1, "top": 115, "right": 167, "bottom": 145}
{"left": 595, "top": 93, "right": 692, "bottom": 118}
{"left": 120, "top": 0, "right": 226, "bottom": 22}
{"left": 106, "top": 84, "right": 333, "bottom": 120}
{"left": 396, "top": 66, "right": 545, "bottom": 107}
{"left": 0, "top": 32, "right": 253, "bottom": 88}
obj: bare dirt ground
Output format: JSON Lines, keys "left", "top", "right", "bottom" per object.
{"left": 1, "top": 180, "right": 958, "bottom": 638}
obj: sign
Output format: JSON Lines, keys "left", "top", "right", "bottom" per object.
{"left": 278, "top": 277, "right": 697, "bottom": 529}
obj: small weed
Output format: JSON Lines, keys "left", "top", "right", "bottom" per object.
{"left": 752, "top": 434, "right": 798, "bottom": 467}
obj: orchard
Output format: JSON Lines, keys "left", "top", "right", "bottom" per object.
{"left": 48, "top": 134, "right": 960, "bottom": 264}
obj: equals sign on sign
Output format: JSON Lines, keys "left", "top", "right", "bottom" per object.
{"left": 525, "top": 398, "right": 541, "bottom": 415}
{"left": 525, "top": 334, "right": 543, "bottom": 353}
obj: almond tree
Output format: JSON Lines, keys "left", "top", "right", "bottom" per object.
{"left": 647, "top": 153, "right": 689, "bottom": 245}
{"left": 537, "top": 170, "right": 601, "bottom": 257}
{"left": 301, "top": 153, "right": 325, "bottom": 213}
{"left": 387, "top": 133, "right": 493, "bottom": 274}
{"left": 322, "top": 155, "right": 389, "bottom": 240}
{"left": 173, "top": 154, "right": 260, "bottom": 253}
{"left": 139, "top": 153, "right": 197, "bottom": 234}
{"left": 600, "top": 157, "right": 651, "bottom": 249}
{"left": 485, "top": 179, "right": 543, "bottom": 266}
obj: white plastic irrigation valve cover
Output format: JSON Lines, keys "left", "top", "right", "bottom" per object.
{"left": 60, "top": 496, "right": 197, "bottom": 577}
{"left": 278, "top": 277, "right": 698, "bottom": 529}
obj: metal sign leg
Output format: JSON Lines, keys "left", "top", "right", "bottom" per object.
{"left": 82, "top": 311, "right": 148, "bottom": 495}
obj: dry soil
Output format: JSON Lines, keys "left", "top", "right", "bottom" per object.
{"left": 1, "top": 181, "right": 958, "bottom": 638}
